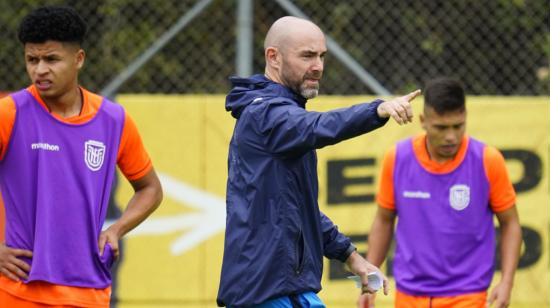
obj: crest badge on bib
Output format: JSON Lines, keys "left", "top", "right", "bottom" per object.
{"left": 449, "top": 184, "right": 470, "bottom": 211}
{"left": 84, "top": 140, "right": 106, "bottom": 171}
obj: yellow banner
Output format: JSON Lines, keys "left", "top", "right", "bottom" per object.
{"left": 115, "top": 95, "right": 550, "bottom": 308}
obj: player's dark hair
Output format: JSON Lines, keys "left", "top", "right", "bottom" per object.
{"left": 18, "top": 5, "right": 87, "bottom": 45}
{"left": 423, "top": 77, "right": 465, "bottom": 114}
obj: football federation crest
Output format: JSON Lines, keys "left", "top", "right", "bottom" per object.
{"left": 84, "top": 140, "right": 106, "bottom": 171}
{"left": 449, "top": 184, "right": 470, "bottom": 211}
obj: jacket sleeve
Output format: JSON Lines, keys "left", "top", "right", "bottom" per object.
{"left": 320, "top": 211, "right": 355, "bottom": 262}
{"left": 249, "top": 99, "right": 388, "bottom": 157}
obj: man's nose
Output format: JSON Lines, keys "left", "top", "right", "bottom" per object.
{"left": 444, "top": 131, "right": 458, "bottom": 142}
{"left": 35, "top": 60, "right": 48, "bottom": 75}
{"left": 311, "top": 57, "right": 323, "bottom": 72}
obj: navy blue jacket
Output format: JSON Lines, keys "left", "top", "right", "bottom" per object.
{"left": 217, "top": 75, "right": 388, "bottom": 307}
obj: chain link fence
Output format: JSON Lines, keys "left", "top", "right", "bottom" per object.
{"left": 0, "top": 0, "right": 549, "bottom": 95}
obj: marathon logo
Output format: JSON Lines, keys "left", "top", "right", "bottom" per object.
{"left": 402, "top": 190, "right": 431, "bottom": 199}
{"left": 31, "top": 142, "right": 60, "bottom": 151}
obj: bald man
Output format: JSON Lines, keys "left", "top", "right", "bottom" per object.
{"left": 217, "top": 16, "right": 420, "bottom": 308}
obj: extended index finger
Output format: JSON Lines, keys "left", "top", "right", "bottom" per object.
{"left": 404, "top": 89, "right": 422, "bottom": 102}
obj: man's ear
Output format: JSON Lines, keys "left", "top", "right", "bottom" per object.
{"left": 265, "top": 47, "right": 281, "bottom": 69}
{"left": 76, "top": 49, "right": 85, "bottom": 70}
{"left": 419, "top": 113, "right": 426, "bottom": 129}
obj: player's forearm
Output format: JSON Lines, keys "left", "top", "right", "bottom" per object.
{"left": 110, "top": 170, "right": 163, "bottom": 238}
{"left": 111, "top": 189, "right": 162, "bottom": 237}
{"left": 366, "top": 218, "right": 394, "bottom": 267}
{"left": 498, "top": 217, "right": 522, "bottom": 285}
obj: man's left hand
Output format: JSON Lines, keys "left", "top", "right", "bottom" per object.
{"left": 345, "top": 251, "right": 389, "bottom": 295}
{"left": 486, "top": 281, "right": 512, "bottom": 308}
{"left": 98, "top": 226, "right": 122, "bottom": 259}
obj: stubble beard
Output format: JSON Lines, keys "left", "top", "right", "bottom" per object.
{"left": 281, "top": 71, "right": 320, "bottom": 99}
{"left": 299, "top": 82, "right": 319, "bottom": 99}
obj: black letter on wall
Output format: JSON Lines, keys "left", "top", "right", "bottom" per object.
{"left": 501, "top": 149, "right": 542, "bottom": 193}
{"left": 327, "top": 158, "right": 375, "bottom": 205}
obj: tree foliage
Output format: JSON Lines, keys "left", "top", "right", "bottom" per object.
{"left": 0, "top": 0, "right": 548, "bottom": 95}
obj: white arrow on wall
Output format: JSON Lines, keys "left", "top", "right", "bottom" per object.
{"left": 104, "top": 172, "right": 226, "bottom": 255}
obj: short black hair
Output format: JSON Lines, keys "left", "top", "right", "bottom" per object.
{"left": 18, "top": 5, "right": 87, "bottom": 45}
{"left": 423, "top": 77, "right": 465, "bottom": 114}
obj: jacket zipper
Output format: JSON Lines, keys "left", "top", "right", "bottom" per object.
{"left": 294, "top": 229, "right": 305, "bottom": 275}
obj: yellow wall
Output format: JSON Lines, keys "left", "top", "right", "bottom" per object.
{"left": 115, "top": 95, "right": 550, "bottom": 307}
